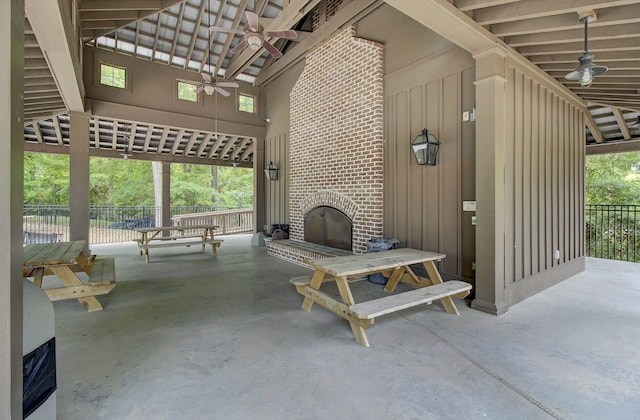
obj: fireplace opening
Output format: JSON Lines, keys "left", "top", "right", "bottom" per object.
{"left": 304, "top": 206, "right": 352, "bottom": 251}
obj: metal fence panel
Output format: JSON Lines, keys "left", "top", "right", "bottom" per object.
{"left": 586, "top": 204, "right": 639, "bottom": 262}
{"left": 23, "top": 205, "right": 245, "bottom": 245}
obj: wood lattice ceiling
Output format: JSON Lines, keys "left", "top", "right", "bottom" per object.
{"left": 23, "top": 0, "right": 640, "bottom": 156}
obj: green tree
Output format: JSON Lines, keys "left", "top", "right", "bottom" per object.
{"left": 24, "top": 152, "right": 69, "bottom": 204}
{"left": 585, "top": 152, "right": 640, "bottom": 205}
{"left": 25, "top": 153, "right": 254, "bottom": 208}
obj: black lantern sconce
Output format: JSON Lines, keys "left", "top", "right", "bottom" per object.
{"left": 411, "top": 129, "right": 440, "bottom": 166}
{"left": 264, "top": 161, "right": 279, "bottom": 181}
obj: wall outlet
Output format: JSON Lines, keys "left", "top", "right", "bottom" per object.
{"left": 462, "top": 111, "right": 470, "bottom": 121}
{"left": 554, "top": 249, "right": 560, "bottom": 260}
{"left": 471, "top": 261, "right": 476, "bottom": 271}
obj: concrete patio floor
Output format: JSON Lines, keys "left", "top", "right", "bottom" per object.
{"left": 48, "top": 234, "right": 640, "bottom": 419}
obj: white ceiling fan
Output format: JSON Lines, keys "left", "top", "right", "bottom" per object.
{"left": 177, "top": 73, "right": 239, "bottom": 97}
{"left": 209, "top": 10, "right": 297, "bottom": 59}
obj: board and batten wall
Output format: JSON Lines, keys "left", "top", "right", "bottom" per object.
{"left": 384, "top": 46, "right": 476, "bottom": 281}
{"left": 500, "top": 57, "right": 585, "bottom": 305}
{"left": 262, "top": 62, "right": 305, "bottom": 227}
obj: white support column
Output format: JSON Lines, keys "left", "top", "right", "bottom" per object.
{"left": 161, "top": 162, "right": 171, "bottom": 232}
{"left": 471, "top": 47, "right": 509, "bottom": 316}
{"left": 253, "top": 137, "right": 266, "bottom": 233}
{"left": 0, "top": 0, "right": 25, "bottom": 417}
{"left": 69, "top": 112, "right": 91, "bottom": 251}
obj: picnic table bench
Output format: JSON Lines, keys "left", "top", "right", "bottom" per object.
{"left": 23, "top": 240, "right": 116, "bottom": 312}
{"left": 134, "top": 225, "right": 223, "bottom": 263}
{"left": 291, "top": 248, "right": 471, "bottom": 347}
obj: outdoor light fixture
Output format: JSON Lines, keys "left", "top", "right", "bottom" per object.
{"left": 246, "top": 33, "right": 263, "bottom": 50}
{"left": 565, "top": 10, "right": 608, "bottom": 88}
{"left": 264, "top": 161, "right": 279, "bottom": 180}
{"left": 411, "top": 129, "right": 440, "bottom": 166}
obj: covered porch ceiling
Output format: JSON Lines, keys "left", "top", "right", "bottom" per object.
{"left": 23, "top": 0, "right": 640, "bottom": 158}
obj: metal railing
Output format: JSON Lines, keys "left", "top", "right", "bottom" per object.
{"left": 586, "top": 204, "right": 639, "bottom": 262}
{"left": 23, "top": 205, "right": 253, "bottom": 245}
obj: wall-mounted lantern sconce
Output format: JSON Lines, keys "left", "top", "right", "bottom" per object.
{"left": 264, "top": 161, "right": 279, "bottom": 181}
{"left": 411, "top": 129, "right": 440, "bottom": 166}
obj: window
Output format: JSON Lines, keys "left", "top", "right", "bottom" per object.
{"left": 177, "top": 81, "right": 198, "bottom": 102}
{"left": 239, "top": 94, "right": 255, "bottom": 113}
{"left": 100, "top": 63, "right": 127, "bottom": 89}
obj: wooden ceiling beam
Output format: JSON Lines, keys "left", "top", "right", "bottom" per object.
{"left": 143, "top": 125, "right": 154, "bottom": 152}
{"left": 25, "top": 0, "right": 84, "bottom": 112}
{"left": 611, "top": 107, "right": 633, "bottom": 139}
{"left": 505, "top": 23, "right": 640, "bottom": 47}
{"left": 168, "top": 3, "right": 186, "bottom": 65}
{"left": 518, "top": 37, "right": 640, "bottom": 56}
{"left": 530, "top": 51, "right": 640, "bottom": 64}
{"left": 539, "top": 61, "right": 640, "bottom": 71}
{"left": 490, "top": 6, "right": 640, "bottom": 37}
{"left": 474, "top": 0, "right": 637, "bottom": 26}
{"left": 215, "top": 0, "right": 249, "bottom": 77}
{"left": 219, "top": 136, "right": 238, "bottom": 159}
{"left": 184, "top": 131, "right": 200, "bottom": 155}
{"left": 80, "top": 11, "right": 141, "bottom": 21}
{"left": 207, "top": 135, "right": 226, "bottom": 158}
{"left": 23, "top": 141, "right": 252, "bottom": 167}
{"left": 157, "top": 127, "right": 170, "bottom": 153}
{"left": 81, "top": 1, "right": 184, "bottom": 41}
{"left": 185, "top": 0, "right": 207, "bottom": 70}
{"left": 171, "top": 129, "right": 186, "bottom": 154}
{"left": 196, "top": 132, "right": 214, "bottom": 157}
{"left": 455, "top": 0, "right": 521, "bottom": 12}
{"left": 80, "top": 1, "right": 169, "bottom": 12}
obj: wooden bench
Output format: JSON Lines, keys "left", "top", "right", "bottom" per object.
{"left": 292, "top": 276, "right": 471, "bottom": 320}
{"left": 137, "top": 238, "right": 223, "bottom": 263}
{"left": 42, "top": 257, "right": 117, "bottom": 305}
{"left": 349, "top": 280, "right": 471, "bottom": 320}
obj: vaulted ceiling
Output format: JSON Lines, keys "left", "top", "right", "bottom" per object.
{"left": 23, "top": 0, "right": 640, "bottom": 158}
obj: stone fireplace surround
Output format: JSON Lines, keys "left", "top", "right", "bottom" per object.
{"left": 266, "top": 27, "right": 384, "bottom": 267}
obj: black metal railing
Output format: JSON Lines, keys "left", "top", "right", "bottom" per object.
{"left": 586, "top": 204, "right": 639, "bottom": 262}
{"left": 22, "top": 205, "right": 243, "bottom": 245}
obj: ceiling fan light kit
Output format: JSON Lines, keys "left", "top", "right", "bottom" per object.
{"left": 565, "top": 10, "right": 608, "bottom": 88}
{"left": 209, "top": 11, "right": 297, "bottom": 59}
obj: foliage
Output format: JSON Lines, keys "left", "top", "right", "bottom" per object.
{"left": 100, "top": 63, "right": 126, "bottom": 89}
{"left": 585, "top": 152, "right": 640, "bottom": 205}
{"left": 177, "top": 81, "right": 198, "bottom": 102}
{"left": 24, "top": 152, "right": 253, "bottom": 208}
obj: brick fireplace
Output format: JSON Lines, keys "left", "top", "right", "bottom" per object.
{"left": 266, "top": 27, "right": 384, "bottom": 266}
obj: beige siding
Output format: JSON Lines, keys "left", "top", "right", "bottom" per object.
{"left": 503, "top": 59, "right": 585, "bottom": 293}
{"left": 384, "top": 46, "right": 475, "bottom": 278}
{"left": 264, "top": 133, "right": 289, "bottom": 226}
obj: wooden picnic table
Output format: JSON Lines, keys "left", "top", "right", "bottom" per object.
{"left": 23, "top": 240, "right": 116, "bottom": 312}
{"left": 291, "top": 248, "right": 472, "bottom": 347}
{"left": 134, "top": 225, "right": 223, "bottom": 263}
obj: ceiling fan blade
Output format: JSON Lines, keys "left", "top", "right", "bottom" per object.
{"left": 194, "top": 86, "right": 205, "bottom": 93}
{"left": 263, "top": 30, "right": 298, "bottom": 40}
{"left": 214, "top": 86, "right": 231, "bottom": 97}
{"left": 201, "top": 73, "right": 212, "bottom": 84}
{"left": 245, "top": 11, "right": 260, "bottom": 32}
{"left": 177, "top": 78, "right": 200, "bottom": 84}
{"left": 209, "top": 26, "right": 245, "bottom": 35}
{"left": 216, "top": 81, "right": 239, "bottom": 88}
{"left": 262, "top": 41, "right": 282, "bottom": 59}
{"left": 231, "top": 39, "right": 248, "bottom": 55}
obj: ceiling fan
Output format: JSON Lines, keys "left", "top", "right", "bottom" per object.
{"left": 209, "top": 10, "right": 297, "bottom": 59}
{"left": 177, "top": 73, "right": 239, "bottom": 97}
